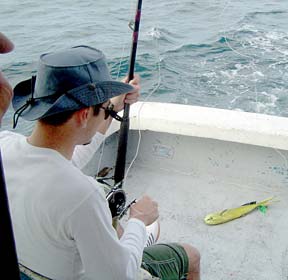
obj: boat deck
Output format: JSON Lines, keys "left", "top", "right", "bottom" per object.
{"left": 125, "top": 163, "right": 288, "bottom": 280}
{"left": 84, "top": 128, "right": 288, "bottom": 280}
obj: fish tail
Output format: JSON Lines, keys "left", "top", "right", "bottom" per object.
{"left": 256, "top": 196, "right": 275, "bottom": 207}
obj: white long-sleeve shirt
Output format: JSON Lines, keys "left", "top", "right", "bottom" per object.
{"left": 0, "top": 131, "right": 147, "bottom": 280}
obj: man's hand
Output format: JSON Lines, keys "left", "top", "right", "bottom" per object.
{"left": 129, "top": 195, "right": 159, "bottom": 226}
{"left": 0, "top": 32, "right": 14, "bottom": 53}
{"left": 0, "top": 33, "right": 14, "bottom": 124}
{"left": 111, "top": 74, "right": 141, "bottom": 112}
{"left": 0, "top": 72, "right": 13, "bottom": 121}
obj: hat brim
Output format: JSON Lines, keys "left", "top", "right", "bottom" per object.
{"left": 13, "top": 77, "right": 134, "bottom": 121}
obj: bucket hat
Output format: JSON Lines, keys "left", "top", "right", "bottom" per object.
{"left": 12, "top": 45, "right": 134, "bottom": 127}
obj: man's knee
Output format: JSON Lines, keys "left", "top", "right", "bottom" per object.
{"left": 181, "top": 243, "right": 201, "bottom": 272}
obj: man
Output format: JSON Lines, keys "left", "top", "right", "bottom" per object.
{"left": 0, "top": 32, "right": 23, "bottom": 280}
{"left": 0, "top": 45, "right": 200, "bottom": 280}
{"left": 0, "top": 32, "right": 14, "bottom": 123}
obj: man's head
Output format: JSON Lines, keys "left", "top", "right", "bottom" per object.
{"left": 0, "top": 32, "right": 14, "bottom": 123}
{"left": 12, "top": 45, "right": 134, "bottom": 128}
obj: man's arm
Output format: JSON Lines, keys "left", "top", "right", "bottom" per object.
{"left": 72, "top": 75, "right": 141, "bottom": 168}
{"left": 69, "top": 184, "right": 147, "bottom": 280}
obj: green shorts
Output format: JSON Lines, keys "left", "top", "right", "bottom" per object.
{"left": 20, "top": 243, "right": 189, "bottom": 280}
{"left": 141, "top": 243, "right": 189, "bottom": 280}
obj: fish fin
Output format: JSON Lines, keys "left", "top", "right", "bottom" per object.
{"left": 242, "top": 201, "right": 256, "bottom": 206}
{"left": 219, "top": 209, "right": 228, "bottom": 215}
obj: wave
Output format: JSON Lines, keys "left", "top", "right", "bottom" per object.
{"left": 143, "top": 27, "right": 179, "bottom": 44}
{"left": 247, "top": 10, "right": 287, "bottom": 18}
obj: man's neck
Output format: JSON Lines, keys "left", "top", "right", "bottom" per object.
{"left": 28, "top": 122, "right": 76, "bottom": 160}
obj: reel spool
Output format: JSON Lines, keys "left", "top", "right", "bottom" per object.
{"left": 106, "top": 187, "right": 126, "bottom": 218}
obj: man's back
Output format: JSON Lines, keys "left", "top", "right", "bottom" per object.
{"left": 0, "top": 131, "right": 143, "bottom": 280}
{"left": 0, "top": 45, "right": 199, "bottom": 280}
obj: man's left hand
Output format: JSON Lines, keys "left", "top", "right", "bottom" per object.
{"left": 111, "top": 74, "right": 141, "bottom": 112}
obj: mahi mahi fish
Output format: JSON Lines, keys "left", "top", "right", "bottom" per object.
{"left": 204, "top": 197, "right": 275, "bottom": 225}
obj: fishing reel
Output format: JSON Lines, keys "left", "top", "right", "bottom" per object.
{"left": 106, "top": 185, "right": 126, "bottom": 218}
{"left": 96, "top": 168, "right": 134, "bottom": 218}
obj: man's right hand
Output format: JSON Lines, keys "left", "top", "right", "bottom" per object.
{"left": 129, "top": 195, "right": 159, "bottom": 226}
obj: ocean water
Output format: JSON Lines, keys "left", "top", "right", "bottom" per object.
{"left": 1, "top": 0, "right": 288, "bottom": 134}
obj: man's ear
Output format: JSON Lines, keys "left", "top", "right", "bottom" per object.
{"left": 75, "top": 107, "right": 90, "bottom": 128}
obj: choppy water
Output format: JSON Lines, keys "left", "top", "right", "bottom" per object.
{"left": 1, "top": 0, "right": 288, "bottom": 134}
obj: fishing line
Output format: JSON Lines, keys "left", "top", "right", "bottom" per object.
{"left": 123, "top": 27, "right": 162, "bottom": 186}
{"left": 98, "top": 3, "right": 163, "bottom": 187}
{"left": 96, "top": 1, "right": 136, "bottom": 177}
{"left": 213, "top": 0, "right": 263, "bottom": 114}
{"left": 96, "top": 43, "right": 129, "bottom": 177}
{"left": 213, "top": 0, "right": 259, "bottom": 113}
{"left": 213, "top": 0, "right": 232, "bottom": 20}
{"left": 273, "top": 148, "right": 288, "bottom": 171}
{"left": 206, "top": 0, "right": 261, "bottom": 112}
{"left": 217, "top": 0, "right": 254, "bottom": 59}
{"left": 223, "top": 35, "right": 255, "bottom": 60}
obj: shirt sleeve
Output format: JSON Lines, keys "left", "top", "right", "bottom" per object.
{"left": 66, "top": 185, "right": 147, "bottom": 280}
{"left": 72, "top": 132, "right": 105, "bottom": 169}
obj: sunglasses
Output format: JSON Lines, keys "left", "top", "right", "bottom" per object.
{"left": 100, "top": 106, "right": 123, "bottom": 122}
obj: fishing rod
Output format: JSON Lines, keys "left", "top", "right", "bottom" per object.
{"left": 106, "top": 0, "right": 143, "bottom": 219}
{"left": 0, "top": 151, "right": 21, "bottom": 279}
{"left": 114, "top": 0, "right": 143, "bottom": 185}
